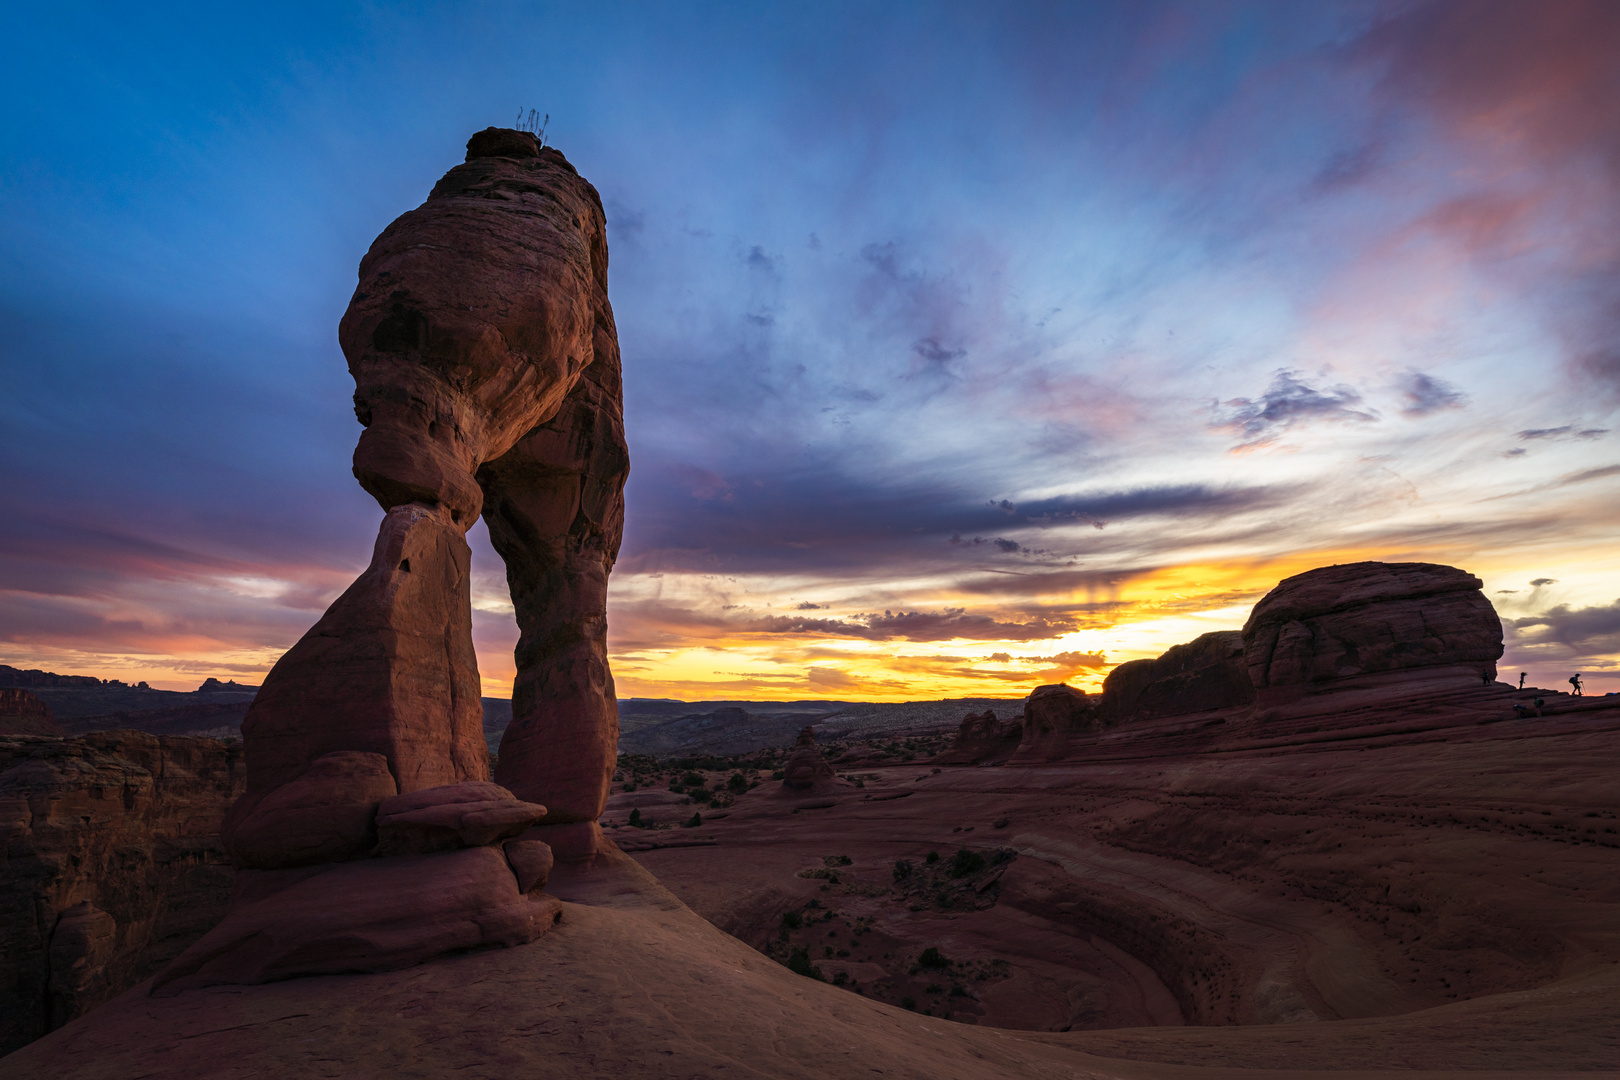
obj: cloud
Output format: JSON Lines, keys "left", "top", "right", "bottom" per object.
{"left": 1213, "top": 369, "right": 1379, "bottom": 449}
{"left": 1517, "top": 427, "right": 1608, "bottom": 441}
{"left": 1512, "top": 598, "right": 1620, "bottom": 649}
{"left": 1530, "top": 578, "right": 1558, "bottom": 587}
{"left": 1396, "top": 371, "right": 1466, "bottom": 416}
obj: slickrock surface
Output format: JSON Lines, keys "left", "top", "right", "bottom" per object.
{"left": 1102, "top": 631, "right": 1254, "bottom": 721}
{"left": 0, "top": 733, "right": 241, "bottom": 1053}
{"left": 6, "top": 829, "right": 1615, "bottom": 1079}
{"left": 1243, "top": 562, "right": 1504, "bottom": 704}
{"left": 0, "top": 688, "right": 61, "bottom": 736}
{"left": 617, "top": 680, "right": 1619, "bottom": 1073}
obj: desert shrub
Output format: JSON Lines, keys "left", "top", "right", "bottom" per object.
{"left": 950, "top": 848, "right": 986, "bottom": 877}
{"left": 833, "top": 854, "right": 853, "bottom": 866}
{"left": 950, "top": 985, "right": 968, "bottom": 997}
{"left": 681, "top": 771, "right": 706, "bottom": 787}
{"left": 627, "top": 808, "right": 644, "bottom": 828}
{"left": 832, "top": 971, "right": 848, "bottom": 986}
{"left": 781, "top": 910, "right": 803, "bottom": 930}
{"left": 786, "top": 948, "right": 824, "bottom": 980}
{"left": 902, "top": 996, "right": 917, "bottom": 1010}
{"left": 684, "top": 812, "right": 702, "bottom": 828}
{"left": 726, "top": 772, "right": 748, "bottom": 792}
{"left": 892, "top": 859, "right": 913, "bottom": 881}
{"left": 917, "top": 947, "right": 949, "bottom": 970}
{"left": 925, "top": 983, "right": 943, "bottom": 994}
{"left": 771, "top": 770, "right": 785, "bottom": 780}
{"left": 925, "top": 851, "right": 939, "bottom": 865}
{"left": 622, "top": 782, "right": 637, "bottom": 792}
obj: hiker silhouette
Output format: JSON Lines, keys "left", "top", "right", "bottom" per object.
{"left": 1569, "top": 673, "right": 1583, "bottom": 696}
{"left": 1518, "top": 672, "right": 1527, "bottom": 689}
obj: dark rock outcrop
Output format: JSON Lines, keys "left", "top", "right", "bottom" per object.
{"left": 0, "top": 688, "right": 61, "bottom": 736}
{"left": 933, "top": 709, "right": 1023, "bottom": 766}
{"left": 1243, "top": 562, "right": 1504, "bottom": 705}
{"left": 1100, "top": 631, "right": 1255, "bottom": 722}
{"left": 0, "top": 733, "right": 242, "bottom": 1054}
{"left": 780, "top": 727, "right": 840, "bottom": 793}
{"left": 1013, "top": 683, "right": 1102, "bottom": 761}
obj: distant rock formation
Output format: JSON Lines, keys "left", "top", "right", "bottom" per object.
{"left": 780, "top": 726, "right": 840, "bottom": 793}
{"left": 0, "top": 665, "right": 105, "bottom": 689}
{"left": 0, "top": 688, "right": 61, "bottom": 736}
{"left": 1101, "top": 631, "right": 1255, "bottom": 722}
{"left": 195, "top": 678, "right": 259, "bottom": 694}
{"left": 178, "top": 128, "right": 626, "bottom": 992}
{"left": 932, "top": 709, "right": 1023, "bottom": 766}
{"left": 1243, "top": 562, "right": 1504, "bottom": 706}
{"left": 0, "top": 732, "right": 242, "bottom": 1054}
{"left": 1013, "top": 684, "right": 1102, "bottom": 762}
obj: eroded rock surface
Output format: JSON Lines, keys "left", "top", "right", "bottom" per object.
{"left": 0, "top": 733, "right": 242, "bottom": 1053}
{"left": 1243, "top": 562, "right": 1504, "bottom": 704}
{"left": 933, "top": 709, "right": 1023, "bottom": 766}
{"left": 781, "top": 726, "right": 841, "bottom": 793}
{"left": 1014, "top": 683, "right": 1100, "bottom": 761}
{"left": 1101, "top": 630, "right": 1254, "bottom": 722}
{"left": 0, "top": 689, "right": 61, "bottom": 736}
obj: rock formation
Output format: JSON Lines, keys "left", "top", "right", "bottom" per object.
{"left": 1243, "top": 562, "right": 1504, "bottom": 706}
{"left": 184, "top": 128, "right": 627, "bottom": 991}
{"left": 1012, "top": 683, "right": 1101, "bottom": 761}
{"left": 1100, "top": 631, "right": 1255, "bottom": 722}
{"left": 0, "top": 688, "right": 61, "bottom": 736}
{"left": 0, "top": 733, "right": 242, "bottom": 1053}
{"left": 932, "top": 709, "right": 1023, "bottom": 766}
{"left": 780, "top": 726, "right": 840, "bottom": 792}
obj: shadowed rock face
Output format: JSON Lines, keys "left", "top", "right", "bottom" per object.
{"left": 1243, "top": 562, "right": 1503, "bottom": 704}
{"left": 1101, "top": 631, "right": 1255, "bottom": 722}
{"left": 781, "top": 727, "right": 839, "bottom": 792}
{"left": 0, "top": 689, "right": 60, "bottom": 736}
{"left": 1013, "top": 683, "right": 1099, "bottom": 761}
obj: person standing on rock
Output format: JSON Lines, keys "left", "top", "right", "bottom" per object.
{"left": 1519, "top": 672, "right": 1527, "bottom": 689}
{"left": 1569, "top": 673, "right": 1583, "bottom": 696}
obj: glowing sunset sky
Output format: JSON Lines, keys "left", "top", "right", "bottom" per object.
{"left": 3, "top": 2, "right": 1618, "bottom": 700}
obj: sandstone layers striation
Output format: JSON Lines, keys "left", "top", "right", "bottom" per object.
{"left": 0, "top": 688, "right": 61, "bottom": 736}
{"left": 0, "top": 733, "right": 241, "bottom": 1053}
{"left": 189, "top": 128, "right": 628, "bottom": 990}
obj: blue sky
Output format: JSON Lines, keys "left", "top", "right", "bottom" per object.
{"left": 3, "top": 1, "right": 1618, "bottom": 697}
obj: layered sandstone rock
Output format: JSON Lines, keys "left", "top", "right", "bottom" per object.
{"left": 1101, "top": 631, "right": 1255, "bottom": 722}
{"left": 1243, "top": 562, "right": 1504, "bottom": 705}
{"left": 780, "top": 727, "right": 841, "bottom": 793}
{"left": 338, "top": 126, "right": 629, "bottom": 828}
{"left": 933, "top": 709, "right": 1023, "bottom": 766}
{"left": 1013, "top": 683, "right": 1101, "bottom": 761}
{"left": 190, "top": 129, "right": 622, "bottom": 994}
{"left": 0, "top": 688, "right": 61, "bottom": 736}
{"left": 0, "top": 733, "right": 242, "bottom": 1053}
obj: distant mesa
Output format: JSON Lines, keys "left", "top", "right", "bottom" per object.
{"left": 196, "top": 678, "right": 259, "bottom": 694}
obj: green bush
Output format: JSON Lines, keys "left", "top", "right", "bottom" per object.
{"left": 950, "top": 848, "right": 986, "bottom": 877}
{"left": 727, "top": 772, "right": 749, "bottom": 793}
{"left": 892, "top": 859, "right": 913, "bottom": 881}
{"left": 925, "top": 851, "right": 939, "bottom": 865}
{"left": 786, "top": 948, "right": 824, "bottom": 980}
{"left": 681, "top": 771, "right": 705, "bottom": 786}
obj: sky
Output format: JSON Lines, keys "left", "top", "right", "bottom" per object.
{"left": 2, "top": 1, "right": 1619, "bottom": 701}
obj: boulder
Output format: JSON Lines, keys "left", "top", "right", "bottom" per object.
{"left": 1243, "top": 562, "right": 1504, "bottom": 704}
{"left": 1101, "top": 631, "right": 1255, "bottom": 722}
{"left": 373, "top": 781, "right": 547, "bottom": 855}
{"left": 149, "top": 847, "right": 562, "bottom": 997}
{"left": 503, "top": 838, "right": 555, "bottom": 893}
{"left": 1014, "top": 684, "right": 1101, "bottom": 761}
{"left": 221, "top": 752, "right": 397, "bottom": 870}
